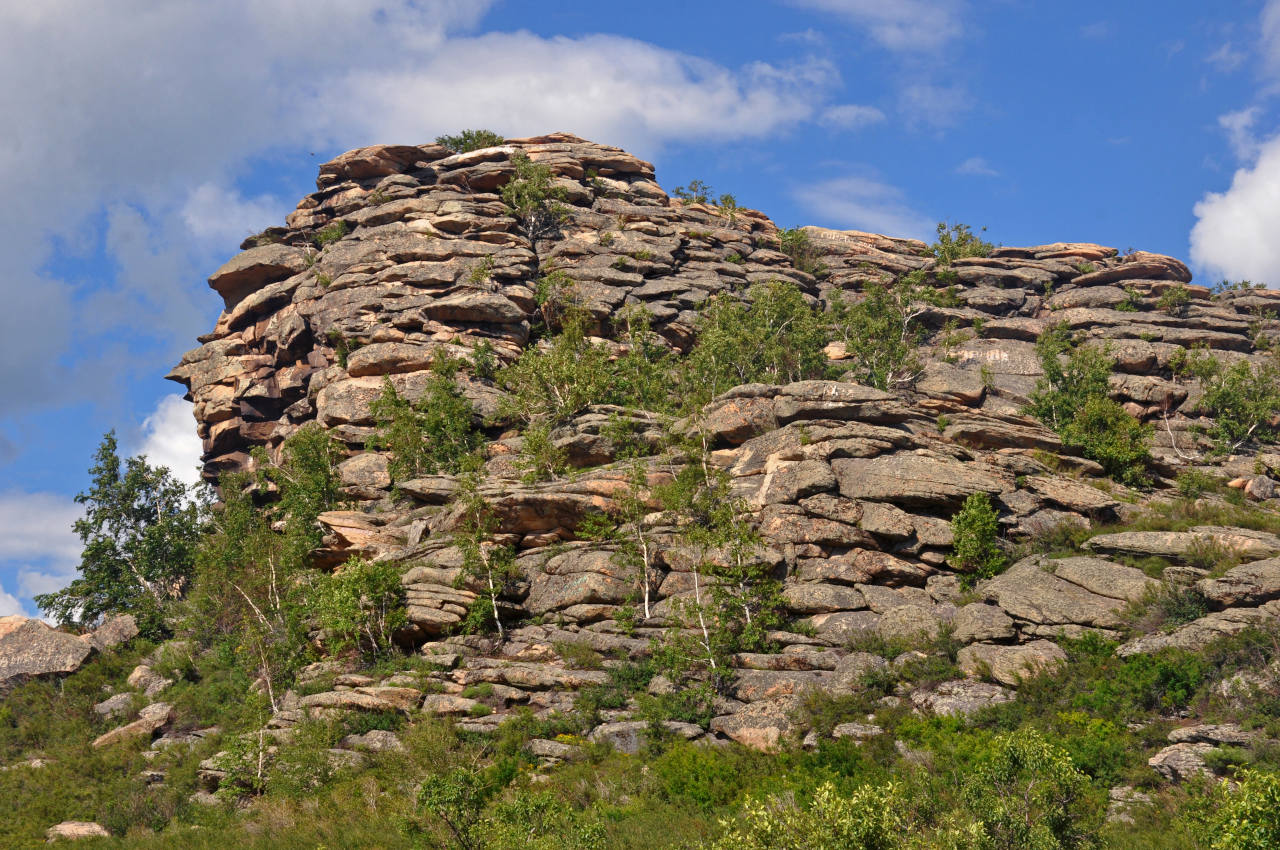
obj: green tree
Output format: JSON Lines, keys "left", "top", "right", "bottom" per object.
{"left": 685, "top": 280, "right": 829, "bottom": 405}
{"left": 453, "top": 454, "right": 519, "bottom": 639}
{"left": 1212, "top": 769, "right": 1280, "bottom": 849}
{"left": 960, "top": 728, "right": 1098, "bottom": 850}
{"left": 949, "top": 492, "right": 1005, "bottom": 580}
{"left": 501, "top": 152, "right": 568, "bottom": 239}
{"left": 1173, "top": 346, "right": 1280, "bottom": 455}
{"left": 310, "top": 556, "right": 407, "bottom": 661}
{"left": 931, "top": 221, "right": 993, "bottom": 265}
{"left": 777, "top": 227, "right": 826, "bottom": 276}
{"left": 367, "top": 357, "right": 481, "bottom": 481}
{"left": 828, "top": 273, "right": 936, "bottom": 390}
{"left": 435, "top": 129, "right": 505, "bottom": 153}
{"left": 36, "top": 432, "right": 203, "bottom": 634}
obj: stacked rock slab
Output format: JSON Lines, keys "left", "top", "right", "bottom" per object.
{"left": 167, "top": 134, "right": 1280, "bottom": 746}
{"left": 169, "top": 132, "right": 1280, "bottom": 482}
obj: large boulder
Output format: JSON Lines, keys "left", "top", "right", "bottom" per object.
{"left": 1197, "top": 558, "right": 1280, "bottom": 608}
{"left": 0, "top": 616, "right": 94, "bottom": 692}
{"left": 957, "top": 640, "right": 1067, "bottom": 686}
{"left": 832, "top": 454, "right": 1005, "bottom": 509}
{"left": 979, "top": 557, "right": 1129, "bottom": 630}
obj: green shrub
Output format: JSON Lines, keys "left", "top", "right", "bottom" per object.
{"left": 309, "top": 556, "right": 407, "bottom": 661}
{"left": 501, "top": 153, "right": 568, "bottom": 238}
{"left": 777, "top": 227, "right": 826, "bottom": 276}
{"left": 703, "top": 781, "right": 906, "bottom": 850}
{"left": 960, "top": 727, "right": 1099, "bottom": 849}
{"left": 1158, "top": 283, "right": 1191, "bottom": 317}
{"left": 685, "top": 280, "right": 829, "bottom": 404}
{"left": 930, "top": 221, "right": 993, "bottom": 265}
{"left": 1172, "top": 345, "right": 1280, "bottom": 454}
{"left": 1212, "top": 768, "right": 1280, "bottom": 848}
{"left": 498, "top": 314, "right": 617, "bottom": 425}
{"left": 313, "top": 220, "right": 348, "bottom": 248}
{"left": 367, "top": 359, "right": 480, "bottom": 481}
{"left": 1028, "top": 325, "right": 1151, "bottom": 485}
{"left": 827, "top": 273, "right": 937, "bottom": 390}
{"left": 949, "top": 492, "right": 1006, "bottom": 580}
{"left": 436, "top": 129, "right": 505, "bottom": 152}
{"left": 1060, "top": 395, "right": 1152, "bottom": 487}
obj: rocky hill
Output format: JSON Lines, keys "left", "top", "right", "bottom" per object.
{"left": 8, "top": 133, "right": 1280, "bottom": 846}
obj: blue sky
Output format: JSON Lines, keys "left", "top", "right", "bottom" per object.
{"left": 2, "top": 0, "right": 1278, "bottom": 618}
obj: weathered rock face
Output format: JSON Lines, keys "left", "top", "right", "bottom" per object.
{"left": 0, "top": 616, "right": 94, "bottom": 692}
{"left": 161, "top": 133, "right": 1280, "bottom": 753}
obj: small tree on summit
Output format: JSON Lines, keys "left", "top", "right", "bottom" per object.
{"left": 36, "top": 432, "right": 203, "bottom": 635}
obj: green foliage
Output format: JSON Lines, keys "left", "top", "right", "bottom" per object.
{"left": 960, "top": 728, "right": 1098, "bottom": 849}
{"left": 1028, "top": 325, "right": 1151, "bottom": 485}
{"left": 1172, "top": 345, "right": 1280, "bottom": 454}
{"left": 673, "top": 179, "right": 714, "bottom": 204}
{"left": 949, "top": 492, "right": 1006, "bottom": 580}
{"left": 777, "top": 227, "right": 827, "bottom": 276}
{"left": 453, "top": 454, "right": 520, "bottom": 639}
{"left": 313, "top": 220, "right": 348, "bottom": 248}
{"left": 930, "top": 221, "right": 993, "bottom": 265}
{"left": 309, "top": 556, "right": 407, "bottom": 661}
{"left": 501, "top": 153, "right": 568, "bottom": 238}
{"left": 265, "top": 424, "right": 344, "bottom": 572}
{"left": 1116, "top": 285, "right": 1143, "bottom": 312}
{"left": 1060, "top": 395, "right": 1152, "bottom": 487}
{"left": 36, "top": 432, "right": 204, "bottom": 635}
{"left": 516, "top": 421, "right": 568, "bottom": 483}
{"left": 827, "top": 272, "right": 937, "bottom": 390}
{"left": 436, "top": 129, "right": 505, "bottom": 153}
{"left": 368, "top": 360, "right": 481, "bottom": 481}
{"left": 703, "top": 781, "right": 906, "bottom": 850}
{"left": 499, "top": 314, "right": 616, "bottom": 425}
{"left": 468, "top": 255, "right": 496, "bottom": 287}
{"left": 685, "top": 280, "right": 829, "bottom": 404}
{"left": 417, "top": 766, "right": 498, "bottom": 850}
{"left": 1212, "top": 769, "right": 1280, "bottom": 849}
{"left": 1157, "top": 283, "right": 1191, "bottom": 317}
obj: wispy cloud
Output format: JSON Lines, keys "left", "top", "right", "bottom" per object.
{"left": 793, "top": 174, "right": 933, "bottom": 240}
{"left": 955, "top": 156, "right": 998, "bottom": 177}
{"left": 782, "top": 0, "right": 964, "bottom": 51}
{"left": 1220, "top": 107, "right": 1262, "bottom": 161}
{"left": 819, "top": 103, "right": 887, "bottom": 129}
{"left": 1207, "top": 41, "right": 1247, "bottom": 72}
{"left": 1079, "top": 21, "right": 1113, "bottom": 40}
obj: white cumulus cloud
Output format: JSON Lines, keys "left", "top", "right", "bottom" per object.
{"left": 1190, "top": 134, "right": 1280, "bottom": 285}
{"left": 793, "top": 175, "right": 933, "bottom": 240}
{"left": 315, "top": 34, "right": 838, "bottom": 155}
{"left": 0, "top": 581, "right": 23, "bottom": 618}
{"left": 137, "top": 395, "right": 204, "bottom": 488}
{"left": 182, "top": 183, "right": 290, "bottom": 252}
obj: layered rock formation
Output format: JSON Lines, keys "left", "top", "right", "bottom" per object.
{"left": 167, "top": 133, "right": 1280, "bottom": 750}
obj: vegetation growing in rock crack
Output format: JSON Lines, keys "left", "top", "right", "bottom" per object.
{"left": 435, "top": 128, "right": 505, "bottom": 153}
{"left": 1028, "top": 323, "right": 1151, "bottom": 486}
{"left": 368, "top": 354, "right": 481, "bottom": 481}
